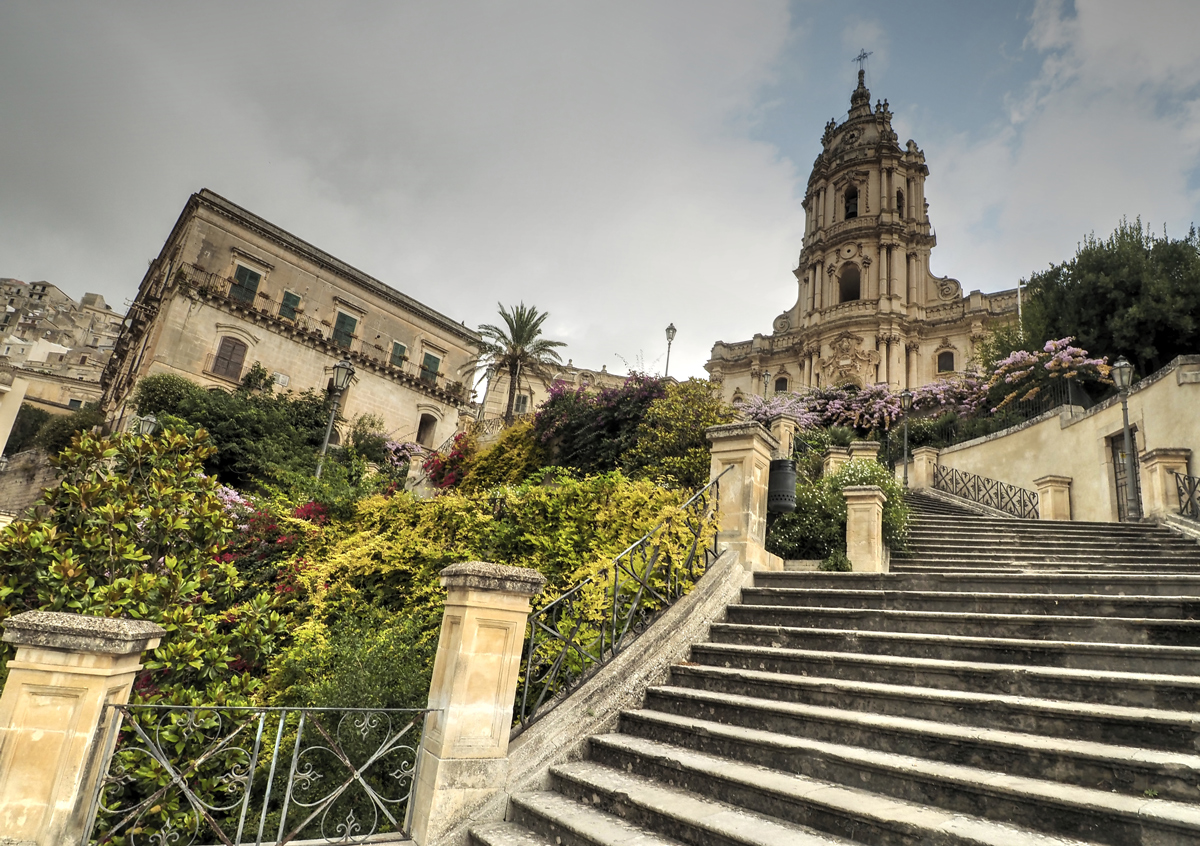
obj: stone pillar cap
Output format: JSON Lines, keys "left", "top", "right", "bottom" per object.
{"left": 2, "top": 611, "right": 166, "bottom": 655}
{"left": 706, "top": 421, "right": 780, "bottom": 450}
{"left": 843, "top": 484, "right": 887, "bottom": 502}
{"left": 440, "top": 561, "right": 546, "bottom": 596}
{"left": 1033, "top": 474, "right": 1073, "bottom": 484}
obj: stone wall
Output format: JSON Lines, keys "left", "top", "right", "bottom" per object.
{"left": 0, "top": 450, "right": 57, "bottom": 519}
{"left": 935, "top": 356, "right": 1200, "bottom": 522}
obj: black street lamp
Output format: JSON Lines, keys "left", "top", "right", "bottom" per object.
{"left": 900, "top": 389, "right": 913, "bottom": 488}
{"left": 664, "top": 323, "right": 677, "bottom": 378}
{"left": 316, "top": 358, "right": 355, "bottom": 479}
{"left": 762, "top": 369, "right": 772, "bottom": 397}
{"left": 135, "top": 413, "right": 158, "bottom": 436}
{"left": 1111, "top": 356, "right": 1139, "bottom": 520}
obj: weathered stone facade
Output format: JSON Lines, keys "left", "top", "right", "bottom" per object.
{"left": 707, "top": 72, "right": 1017, "bottom": 401}
{"left": 101, "top": 190, "right": 481, "bottom": 448}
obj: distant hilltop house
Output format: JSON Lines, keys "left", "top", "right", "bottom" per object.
{"left": 707, "top": 71, "right": 1018, "bottom": 401}
{"left": 0, "top": 279, "right": 123, "bottom": 416}
{"left": 99, "top": 189, "right": 481, "bottom": 449}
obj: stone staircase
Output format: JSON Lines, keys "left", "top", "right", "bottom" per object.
{"left": 471, "top": 492, "right": 1200, "bottom": 846}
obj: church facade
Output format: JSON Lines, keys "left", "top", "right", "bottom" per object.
{"left": 706, "top": 71, "right": 1017, "bottom": 402}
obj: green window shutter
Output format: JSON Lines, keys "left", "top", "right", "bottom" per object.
{"left": 390, "top": 342, "right": 407, "bottom": 367}
{"left": 231, "top": 265, "right": 260, "bottom": 304}
{"left": 421, "top": 352, "right": 440, "bottom": 384}
{"left": 333, "top": 312, "right": 357, "bottom": 348}
{"left": 279, "top": 291, "right": 301, "bottom": 320}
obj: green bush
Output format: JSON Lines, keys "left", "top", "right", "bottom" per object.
{"left": 460, "top": 420, "right": 546, "bottom": 492}
{"left": 4, "top": 403, "right": 50, "bottom": 455}
{"left": 32, "top": 405, "right": 104, "bottom": 455}
{"left": 766, "top": 458, "right": 909, "bottom": 560}
{"left": 819, "top": 550, "right": 852, "bottom": 571}
{"left": 621, "top": 379, "right": 736, "bottom": 489}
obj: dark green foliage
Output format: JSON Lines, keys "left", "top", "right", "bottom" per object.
{"left": 534, "top": 374, "right": 668, "bottom": 476}
{"left": 819, "top": 550, "right": 853, "bottom": 572}
{"left": 32, "top": 404, "right": 104, "bottom": 456}
{"left": 621, "top": 379, "right": 737, "bottom": 489}
{"left": 3, "top": 403, "right": 50, "bottom": 454}
{"left": 133, "top": 367, "right": 332, "bottom": 489}
{"left": 766, "top": 459, "right": 909, "bottom": 560}
{"left": 1024, "top": 218, "right": 1200, "bottom": 375}
{"left": 460, "top": 420, "right": 546, "bottom": 492}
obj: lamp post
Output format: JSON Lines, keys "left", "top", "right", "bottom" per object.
{"left": 664, "top": 323, "right": 677, "bottom": 378}
{"left": 1111, "top": 356, "right": 1139, "bottom": 521}
{"left": 900, "top": 389, "right": 913, "bottom": 488}
{"left": 762, "top": 369, "right": 771, "bottom": 397}
{"left": 316, "top": 358, "right": 355, "bottom": 479}
{"left": 135, "top": 413, "right": 158, "bottom": 436}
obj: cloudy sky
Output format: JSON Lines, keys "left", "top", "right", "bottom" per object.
{"left": 3, "top": 1, "right": 1199, "bottom": 379}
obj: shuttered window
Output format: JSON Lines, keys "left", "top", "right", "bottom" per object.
{"left": 391, "top": 342, "right": 407, "bottom": 367}
{"left": 279, "top": 291, "right": 301, "bottom": 320}
{"left": 231, "top": 265, "right": 260, "bottom": 304}
{"left": 420, "top": 352, "right": 440, "bottom": 384}
{"left": 212, "top": 337, "right": 248, "bottom": 380}
{"left": 333, "top": 312, "right": 357, "bottom": 348}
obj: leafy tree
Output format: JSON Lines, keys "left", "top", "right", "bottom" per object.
{"left": 3, "top": 402, "right": 50, "bottom": 455}
{"left": 133, "top": 367, "right": 332, "bottom": 489}
{"left": 459, "top": 419, "right": 546, "bottom": 492}
{"left": 621, "top": 378, "right": 736, "bottom": 489}
{"left": 1024, "top": 218, "right": 1200, "bottom": 376}
{"left": 0, "top": 427, "right": 285, "bottom": 701}
{"left": 534, "top": 374, "right": 668, "bottom": 476}
{"left": 32, "top": 404, "right": 104, "bottom": 456}
{"left": 466, "top": 302, "right": 567, "bottom": 423}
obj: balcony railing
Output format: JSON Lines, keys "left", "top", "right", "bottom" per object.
{"left": 176, "top": 263, "right": 467, "bottom": 399}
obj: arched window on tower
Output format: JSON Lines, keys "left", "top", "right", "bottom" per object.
{"left": 896, "top": 189, "right": 905, "bottom": 218}
{"left": 844, "top": 185, "right": 858, "bottom": 220}
{"left": 839, "top": 265, "right": 861, "bottom": 303}
{"left": 937, "top": 351, "right": 955, "bottom": 373}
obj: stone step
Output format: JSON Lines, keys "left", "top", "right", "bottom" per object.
{"left": 498, "top": 791, "right": 690, "bottom": 846}
{"left": 909, "top": 515, "right": 1169, "bottom": 531}
{"left": 632, "top": 687, "right": 1200, "bottom": 802}
{"left": 739, "top": 586, "right": 1200, "bottom": 618}
{"left": 470, "top": 820, "right": 566, "bottom": 846}
{"left": 513, "top": 767, "right": 862, "bottom": 846}
{"left": 898, "top": 538, "right": 1200, "bottom": 553}
{"left": 722, "top": 604, "right": 1200, "bottom": 646}
{"left": 890, "top": 563, "right": 1200, "bottom": 575}
{"left": 668, "top": 662, "right": 1200, "bottom": 747}
{"left": 577, "top": 733, "right": 1154, "bottom": 846}
{"left": 705, "top": 621, "right": 1200, "bottom": 675}
{"left": 752, "top": 570, "right": 1200, "bottom": 596}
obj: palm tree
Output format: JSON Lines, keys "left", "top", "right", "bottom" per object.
{"left": 464, "top": 302, "right": 567, "bottom": 424}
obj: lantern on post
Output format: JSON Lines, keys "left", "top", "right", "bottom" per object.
{"left": 316, "top": 358, "right": 356, "bottom": 479}
{"left": 1111, "top": 356, "right": 1140, "bottom": 520}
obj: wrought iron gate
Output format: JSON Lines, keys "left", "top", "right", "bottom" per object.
{"left": 1110, "top": 429, "right": 1143, "bottom": 521}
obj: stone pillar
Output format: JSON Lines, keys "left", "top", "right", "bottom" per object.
{"left": 707, "top": 422, "right": 779, "bottom": 572}
{"left": 0, "top": 611, "right": 165, "bottom": 846}
{"left": 1034, "top": 475, "right": 1073, "bottom": 521}
{"left": 0, "top": 375, "right": 30, "bottom": 455}
{"left": 823, "top": 446, "right": 851, "bottom": 476}
{"left": 409, "top": 562, "right": 545, "bottom": 846}
{"left": 848, "top": 440, "right": 880, "bottom": 463}
{"left": 768, "top": 415, "right": 800, "bottom": 460}
{"left": 910, "top": 446, "right": 940, "bottom": 490}
{"left": 844, "top": 486, "right": 888, "bottom": 572}
{"left": 1139, "top": 448, "right": 1192, "bottom": 519}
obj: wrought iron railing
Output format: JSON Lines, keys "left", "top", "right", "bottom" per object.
{"left": 87, "top": 704, "right": 430, "bottom": 846}
{"left": 514, "top": 469, "right": 728, "bottom": 733}
{"left": 934, "top": 464, "right": 1039, "bottom": 519}
{"left": 1177, "top": 472, "right": 1200, "bottom": 521}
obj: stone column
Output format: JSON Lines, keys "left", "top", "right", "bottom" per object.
{"left": 409, "top": 562, "right": 545, "bottom": 846}
{"left": 768, "top": 415, "right": 800, "bottom": 460}
{"left": 848, "top": 440, "right": 881, "bottom": 463}
{"left": 1139, "top": 448, "right": 1192, "bottom": 519}
{"left": 707, "top": 421, "right": 779, "bottom": 572}
{"left": 844, "top": 486, "right": 888, "bottom": 572}
{"left": 0, "top": 611, "right": 165, "bottom": 846}
{"left": 910, "top": 446, "right": 940, "bottom": 490}
{"left": 823, "top": 446, "right": 851, "bottom": 475}
{"left": 1034, "top": 475, "right": 1073, "bottom": 521}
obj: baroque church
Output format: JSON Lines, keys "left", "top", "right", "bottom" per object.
{"left": 706, "top": 70, "right": 1018, "bottom": 401}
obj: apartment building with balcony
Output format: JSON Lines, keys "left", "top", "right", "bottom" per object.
{"left": 101, "top": 189, "right": 480, "bottom": 448}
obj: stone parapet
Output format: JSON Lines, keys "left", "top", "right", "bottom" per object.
{"left": 1139, "top": 448, "right": 1191, "bottom": 519}
{"left": 910, "top": 445, "right": 940, "bottom": 490}
{"left": 844, "top": 485, "right": 887, "bottom": 572}
{"left": 0, "top": 611, "right": 164, "bottom": 846}
{"left": 823, "top": 446, "right": 851, "bottom": 475}
{"left": 409, "top": 562, "right": 545, "bottom": 845}
{"left": 707, "top": 421, "right": 779, "bottom": 572}
{"left": 1034, "top": 475, "right": 1073, "bottom": 521}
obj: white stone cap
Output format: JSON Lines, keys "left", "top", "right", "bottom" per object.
{"left": 706, "top": 421, "right": 780, "bottom": 450}
{"left": 2, "top": 611, "right": 166, "bottom": 655}
{"left": 439, "top": 561, "right": 546, "bottom": 596}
